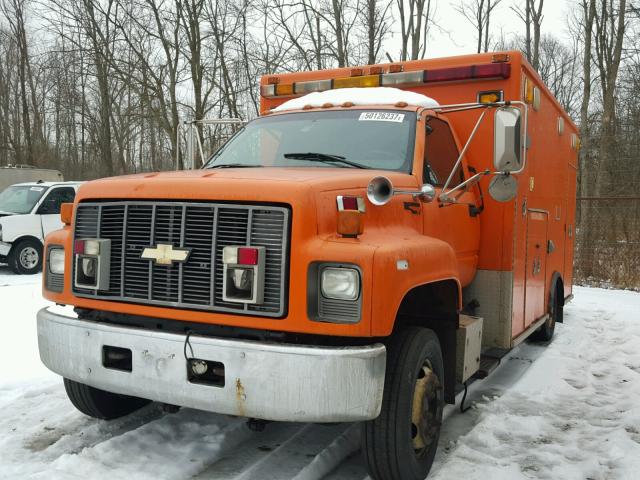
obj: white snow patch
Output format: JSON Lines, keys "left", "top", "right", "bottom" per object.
{"left": 273, "top": 87, "right": 439, "bottom": 112}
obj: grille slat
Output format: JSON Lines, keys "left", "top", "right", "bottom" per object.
{"left": 73, "top": 201, "right": 289, "bottom": 317}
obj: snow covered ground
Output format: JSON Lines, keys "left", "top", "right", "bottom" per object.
{"left": 1, "top": 265, "right": 639, "bottom": 479}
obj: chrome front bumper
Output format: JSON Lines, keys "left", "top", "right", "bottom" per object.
{"left": 37, "top": 307, "right": 386, "bottom": 422}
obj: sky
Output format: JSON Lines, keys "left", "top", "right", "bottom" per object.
{"left": 389, "top": 0, "right": 576, "bottom": 60}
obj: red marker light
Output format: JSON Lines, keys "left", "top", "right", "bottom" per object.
{"left": 74, "top": 240, "right": 85, "bottom": 254}
{"left": 237, "top": 247, "right": 259, "bottom": 265}
{"left": 341, "top": 196, "right": 359, "bottom": 210}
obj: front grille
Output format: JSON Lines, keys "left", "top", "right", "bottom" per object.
{"left": 73, "top": 201, "right": 290, "bottom": 317}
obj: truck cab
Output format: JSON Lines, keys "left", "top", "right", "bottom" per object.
{"left": 0, "top": 181, "right": 81, "bottom": 274}
{"left": 36, "top": 51, "right": 578, "bottom": 480}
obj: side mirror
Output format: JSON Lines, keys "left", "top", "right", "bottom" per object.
{"left": 493, "top": 107, "right": 522, "bottom": 172}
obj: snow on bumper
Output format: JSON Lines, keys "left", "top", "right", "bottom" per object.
{"left": 37, "top": 307, "right": 386, "bottom": 422}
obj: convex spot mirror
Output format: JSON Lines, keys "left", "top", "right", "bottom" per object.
{"left": 488, "top": 174, "right": 518, "bottom": 202}
{"left": 494, "top": 107, "right": 522, "bottom": 172}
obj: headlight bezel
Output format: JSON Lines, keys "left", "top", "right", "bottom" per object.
{"left": 307, "top": 262, "right": 362, "bottom": 324}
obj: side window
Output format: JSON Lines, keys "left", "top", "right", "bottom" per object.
{"left": 37, "top": 187, "right": 76, "bottom": 215}
{"left": 423, "top": 117, "right": 463, "bottom": 187}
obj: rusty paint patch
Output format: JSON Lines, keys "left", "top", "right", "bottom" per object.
{"left": 235, "top": 378, "right": 246, "bottom": 417}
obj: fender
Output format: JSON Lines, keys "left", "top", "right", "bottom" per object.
{"left": 370, "top": 233, "right": 461, "bottom": 337}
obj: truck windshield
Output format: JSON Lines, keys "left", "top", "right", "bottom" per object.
{"left": 0, "top": 185, "right": 48, "bottom": 214}
{"left": 204, "top": 109, "right": 416, "bottom": 172}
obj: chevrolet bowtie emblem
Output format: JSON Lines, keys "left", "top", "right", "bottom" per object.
{"left": 141, "top": 244, "right": 191, "bottom": 266}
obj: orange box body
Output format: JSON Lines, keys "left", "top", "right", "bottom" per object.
{"left": 44, "top": 51, "right": 578, "bottom": 348}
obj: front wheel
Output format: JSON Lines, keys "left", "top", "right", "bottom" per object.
{"left": 362, "top": 327, "right": 444, "bottom": 480}
{"left": 9, "top": 238, "right": 43, "bottom": 274}
{"left": 64, "top": 378, "right": 150, "bottom": 420}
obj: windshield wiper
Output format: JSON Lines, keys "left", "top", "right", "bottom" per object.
{"left": 283, "top": 152, "right": 369, "bottom": 169}
{"left": 206, "top": 163, "right": 264, "bottom": 169}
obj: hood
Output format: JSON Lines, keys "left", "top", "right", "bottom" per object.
{"left": 75, "top": 168, "right": 418, "bottom": 205}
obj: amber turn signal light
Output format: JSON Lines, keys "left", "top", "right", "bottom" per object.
{"left": 337, "top": 210, "right": 364, "bottom": 238}
{"left": 60, "top": 203, "right": 74, "bottom": 225}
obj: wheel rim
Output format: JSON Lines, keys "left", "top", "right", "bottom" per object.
{"left": 411, "top": 360, "right": 442, "bottom": 456}
{"left": 19, "top": 247, "right": 39, "bottom": 269}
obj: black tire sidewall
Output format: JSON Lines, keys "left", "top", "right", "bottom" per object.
{"left": 363, "top": 327, "right": 444, "bottom": 480}
{"left": 10, "top": 239, "right": 43, "bottom": 274}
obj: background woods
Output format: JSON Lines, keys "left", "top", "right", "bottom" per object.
{"left": 0, "top": 0, "right": 638, "bottom": 288}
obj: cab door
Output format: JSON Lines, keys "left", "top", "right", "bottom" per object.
{"left": 420, "top": 115, "right": 480, "bottom": 286}
{"left": 524, "top": 210, "right": 548, "bottom": 327}
{"left": 37, "top": 186, "right": 76, "bottom": 237}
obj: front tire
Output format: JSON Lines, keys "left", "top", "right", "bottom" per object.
{"left": 362, "top": 327, "right": 444, "bottom": 480}
{"left": 9, "top": 238, "right": 42, "bottom": 274}
{"left": 64, "top": 378, "right": 150, "bottom": 420}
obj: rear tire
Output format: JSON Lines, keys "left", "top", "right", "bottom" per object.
{"left": 362, "top": 327, "right": 444, "bottom": 480}
{"left": 531, "top": 282, "right": 563, "bottom": 342}
{"left": 9, "top": 238, "right": 42, "bottom": 274}
{"left": 63, "top": 378, "right": 150, "bottom": 420}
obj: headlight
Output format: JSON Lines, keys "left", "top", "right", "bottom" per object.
{"left": 49, "top": 248, "right": 66, "bottom": 274}
{"left": 321, "top": 267, "right": 360, "bottom": 300}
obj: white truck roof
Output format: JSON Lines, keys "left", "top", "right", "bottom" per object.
{"left": 9, "top": 181, "right": 82, "bottom": 188}
{"left": 273, "top": 87, "right": 439, "bottom": 112}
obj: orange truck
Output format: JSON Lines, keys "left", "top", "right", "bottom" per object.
{"left": 38, "top": 51, "right": 578, "bottom": 479}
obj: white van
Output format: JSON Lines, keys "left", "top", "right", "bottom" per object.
{"left": 0, "top": 181, "right": 82, "bottom": 274}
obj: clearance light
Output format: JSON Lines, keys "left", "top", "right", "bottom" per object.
{"left": 337, "top": 211, "right": 364, "bottom": 238}
{"left": 369, "top": 66, "right": 385, "bottom": 75}
{"left": 492, "top": 53, "right": 510, "bottom": 63}
{"left": 388, "top": 64, "right": 404, "bottom": 73}
{"left": 295, "top": 79, "right": 332, "bottom": 94}
{"left": 350, "top": 68, "right": 365, "bottom": 76}
{"left": 478, "top": 90, "right": 504, "bottom": 104}
{"left": 337, "top": 195, "right": 365, "bottom": 212}
{"left": 333, "top": 74, "right": 380, "bottom": 89}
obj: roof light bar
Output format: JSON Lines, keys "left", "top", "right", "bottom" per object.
{"left": 260, "top": 62, "right": 511, "bottom": 98}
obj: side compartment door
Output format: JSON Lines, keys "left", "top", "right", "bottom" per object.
{"left": 37, "top": 187, "right": 77, "bottom": 237}
{"left": 524, "top": 210, "right": 548, "bottom": 328}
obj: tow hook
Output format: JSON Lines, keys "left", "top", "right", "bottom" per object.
{"left": 246, "top": 418, "right": 269, "bottom": 432}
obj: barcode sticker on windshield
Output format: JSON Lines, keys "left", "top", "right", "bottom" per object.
{"left": 358, "top": 112, "right": 405, "bottom": 123}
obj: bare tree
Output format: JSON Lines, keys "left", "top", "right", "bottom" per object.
{"left": 511, "top": 0, "right": 544, "bottom": 69}
{"left": 455, "top": 0, "right": 504, "bottom": 53}
{"left": 397, "top": 0, "right": 436, "bottom": 60}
